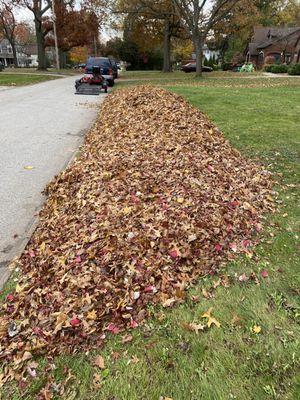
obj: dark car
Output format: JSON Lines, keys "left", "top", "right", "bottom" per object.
{"left": 74, "top": 63, "right": 86, "bottom": 69}
{"left": 110, "top": 59, "right": 119, "bottom": 79}
{"left": 181, "top": 62, "right": 213, "bottom": 73}
{"left": 85, "top": 57, "right": 114, "bottom": 86}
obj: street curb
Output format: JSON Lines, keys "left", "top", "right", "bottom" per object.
{"left": 0, "top": 108, "right": 102, "bottom": 290}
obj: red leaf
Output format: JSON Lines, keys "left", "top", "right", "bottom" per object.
{"left": 130, "top": 320, "right": 138, "bottom": 329}
{"left": 144, "top": 285, "right": 155, "bottom": 293}
{"left": 6, "top": 293, "right": 14, "bottom": 302}
{"left": 229, "top": 243, "right": 237, "bottom": 252}
{"left": 261, "top": 270, "right": 268, "bottom": 278}
{"left": 215, "top": 244, "right": 222, "bottom": 252}
{"left": 131, "top": 195, "right": 140, "bottom": 204}
{"left": 242, "top": 239, "right": 251, "bottom": 248}
{"left": 226, "top": 224, "right": 233, "bottom": 232}
{"left": 107, "top": 323, "right": 120, "bottom": 334}
{"left": 70, "top": 318, "right": 81, "bottom": 327}
{"left": 169, "top": 250, "right": 179, "bottom": 259}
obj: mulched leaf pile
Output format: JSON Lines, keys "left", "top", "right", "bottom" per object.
{"left": 0, "top": 86, "right": 275, "bottom": 380}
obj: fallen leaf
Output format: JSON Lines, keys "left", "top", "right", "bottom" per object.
{"left": 92, "top": 372, "right": 102, "bottom": 388}
{"left": 70, "top": 318, "right": 80, "bottom": 327}
{"left": 107, "top": 323, "right": 120, "bottom": 334}
{"left": 131, "top": 355, "right": 139, "bottom": 364}
{"left": 201, "top": 308, "right": 221, "bottom": 328}
{"left": 238, "top": 273, "right": 248, "bottom": 282}
{"left": 0, "top": 86, "right": 275, "bottom": 381}
{"left": 93, "top": 355, "right": 105, "bottom": 369}
{"left": 261, "top": 270, "right": 268, "bottom": 278}
{"left": 87, "top": 310, "right": 97, "bottom": 320}
{"left": 252, "top": 325, "right": 262, "bottom": 334}
{"left": 121, "top": 334, "right": 133, "bottom": 344}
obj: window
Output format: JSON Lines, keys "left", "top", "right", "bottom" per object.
{"left": 285, "top": 54, "right": 292, "bottom": 64}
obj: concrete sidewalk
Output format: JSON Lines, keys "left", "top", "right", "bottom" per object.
{"left": 0, "top": 76, "right": 106, "bottom": 286}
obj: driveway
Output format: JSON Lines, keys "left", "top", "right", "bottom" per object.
{"left": 0, "top": 76, "right": 106, "bottom": 285}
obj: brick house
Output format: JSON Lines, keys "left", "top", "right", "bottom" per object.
{"left": 246, "top": 26, "right": 300, "bottom": 69}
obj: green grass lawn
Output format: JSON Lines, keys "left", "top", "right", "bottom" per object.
{"left": 2, "top": 71, "right": 300, "bottom": 400}
{"left": 0, "top": 73, "right": 60, "bottom": 86}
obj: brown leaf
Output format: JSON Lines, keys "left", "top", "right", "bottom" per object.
{"left": 93, "top": 355, "right": 105, "bottom": 369}
{"left": 121, "top": 334, "right": 133, "bottom": 344}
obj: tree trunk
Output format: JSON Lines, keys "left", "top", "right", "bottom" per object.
{"left": 59, "top": 48, "right": 67, "bottom": 69}
{"left": 34, "top": 17, "right": 47, "bottom": 70}
{"left": 193, "top": 34, "right": 203, "bottom": 77}
{"left": 162, "top": 17, "right": 171, "bottom": 73}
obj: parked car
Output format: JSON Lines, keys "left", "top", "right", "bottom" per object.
{"left": 85, "top": 57, "right": 114, "bottom": 86}
{"left": 110, "top": 59, "right": 119, "bottom": 79}
{"left": 181, "top": 62, "right": 213, "bottom": 73}
{"left": 74, "top": 63, "right": 86, "bottom": 69}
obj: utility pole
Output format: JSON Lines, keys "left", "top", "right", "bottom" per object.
{"left": 94, "top": 36, "right": 97, "bottom": 56}
{"left": 52, "top": 0, "right": 60, "bottom": 70}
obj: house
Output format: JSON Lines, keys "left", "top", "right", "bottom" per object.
{"left": 0, "top": 38, "right": 31, "bottom": 67}
{"left": 246, "top": 26, "right": 300, "bottom": 68}
{"left": 191, "top": 43, "right": 220, "bottom": 62}
{"left": 23, "top": 44, "right": 39, "bottom": 67}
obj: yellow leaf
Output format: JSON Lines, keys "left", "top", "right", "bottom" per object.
{"left": 177, "top": 197, "right": 184, "bottom": 204}
{"left": 123, "top": 206, "right": 132, "bottom": 215}
{"left": 87, "top": 309, "right": 97, "bottom": 320}
{"left": 40, "top": 242, "right": 46, "bottom": 252}
{"left": 15, "top": 283, "right": 23, "bottom": 293}
{"left": 252, "top": 325, "right": 261, "bottom": 334}
{"left": 201, "top": 307, "right": 221, "bottom": 328}
{"left": 53, "top": 312, "right": 69, "bottom": 333}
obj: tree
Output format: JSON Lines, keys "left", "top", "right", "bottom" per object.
{"left": 113, "top": 0, "right": 183, "bottom": 72}
{"left": 213, "top": 0, "right": 259, "bottom": 63}
{"left": 278, "top": 0, "right": 300, "bottom": 26}
{"left": 0, "top": 0, "right": 19, "bottom": 67}
{"left": 49, "top": 3, "right": 99, "bottom": 68}
{"left": 172, "top": 0, "right": 241, "bottom": 76}
{"left": 69, "top": 45, "right": 89, "bottom": 63}
{"left": 20, "top": 0, "right": 53, "bottom": 69}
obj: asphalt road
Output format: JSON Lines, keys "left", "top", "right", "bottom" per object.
{"left": 0, "top": 76, "right": 106, "bottom": 285}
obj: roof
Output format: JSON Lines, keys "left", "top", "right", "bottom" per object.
{"left": 23, "top": 44, "right": 38, "bottom": 56}
{"left": 248, "top": 26, "right": 300, "bottom": 55}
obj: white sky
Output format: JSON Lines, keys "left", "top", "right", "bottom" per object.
{"left": 15, "top": 5, "right": 116, "bottom": 42}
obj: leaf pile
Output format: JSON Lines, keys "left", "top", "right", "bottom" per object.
{"left": 0, "top": 86, "right": 275, "bottom": 379}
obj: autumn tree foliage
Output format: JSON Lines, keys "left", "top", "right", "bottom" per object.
{"left": 47, "top": 2, "right": 99, "bottom": 68}
{"left": 69, "top": 45, "right": 89, "bottom": 64}
{"left": 113, "top": 0, "right": 184, "bottom": 72}
{"left": 0, "top": 0, "right": 19, "bottom": 67}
